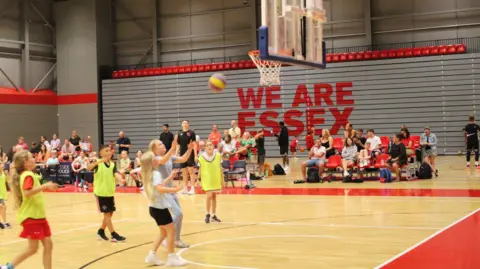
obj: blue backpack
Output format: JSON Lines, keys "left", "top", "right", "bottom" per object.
{"left": 380, "top": 168, "right": 392, "bottom": 183}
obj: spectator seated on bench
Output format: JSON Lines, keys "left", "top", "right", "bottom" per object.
{"left": 301, "top": 139, "right": 327, "bottom": 181}
{"left": 358, "top": 141, "right": 372, "bottom": 169}
{"left": 72, "top": 151, "right": 90, "bottom": 189}
{"left": 118, "top": 150, "right": 131, "bottom": 187}
{"left": 386, "top": 134, "right": 408, "bottom": 180}
{"left": 341, "top": 138, "right": 358, "bottom": 177}
{"left": 366, "top": 129, "right": 382, "bottom": 159}
{"left": 235, "top": 132, "right": 254, "bottom": 161}
{"left": 218, "top": 134, "right": 238, "bottom": 168}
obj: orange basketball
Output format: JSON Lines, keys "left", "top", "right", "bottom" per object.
{"left": 300, "top": 147, "right": 305, "bottom": 152}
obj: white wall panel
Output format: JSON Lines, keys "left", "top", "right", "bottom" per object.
{"left": 103, "top": 53, "right": 480, "bottom": 157}
{"left": 0, "top": 0, "right": 55, "bottom": 89}
{"left": 0, "top": 58, "right": 54, "bottom": 89}
{"left": 115, "top": 0, "right": 254, "bottom": 66}
{"left": 372, "top": 0, "right": 480, "bottom": 44}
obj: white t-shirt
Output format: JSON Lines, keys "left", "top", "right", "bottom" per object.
{"left": 219, "top": 140, "right": 236, "bottom": 154}
{"left": 366, "top": 136, "right": 382, "bottom": 150}
{"left": 150, "top": 170, "right": 171, "bottom": 209}
{"left": 311, "top": 146, "right": 326, "bottom": 159}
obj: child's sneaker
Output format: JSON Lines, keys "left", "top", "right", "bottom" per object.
{"left": 0, "top": 223, "right": 4, "bottom": 229}
{"left": 165, "top": 254, "right": 187, "bottom": 267}
{"left": 111, "top": 232, "right": 126, "bottom": 242}
{"left": 212, "top": 215, "right": 221, "bottom": 223}
{"left": 205, "top": 214, "right": 211, "bottom": 223}
{"left": 187, "top": 187, "right": 195, "bottom": 195}
{"left": 145, "top": 251, "right": 164, "bottom": 266}
{"left": 1, "top": 263, "right": 12, "bottom": 269}
{"left": 175, "top": 240, "right": 190, "bottom": 248}
{"left": 3, "top": 223, "right": 11, "bottom": 229}
{"left": 97, "top": 229, "right": 109, "bottom": 241}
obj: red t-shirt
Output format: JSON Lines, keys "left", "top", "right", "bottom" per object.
{"left": 290, "top": 138, "right": 298, "bottom": 147}
{"left": 17, "top": 143, "right": 29, "bottom": 150}
{"left": 401, "top": 138, "right": 412, "bottom": 149}
{"left": 306, "top": 135, "right": 314, "bottom": 150}
{"left": 208, "top": 132, "right": 222, "bottom": 146}
{"left": 23, "top": 176, "right": 34, "bottom": 190}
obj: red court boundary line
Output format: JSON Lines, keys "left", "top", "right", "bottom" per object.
{"left": 47, "top": 185, "right": 480, "bottom": 198}
{"left": 374, "top": 208, "right": 480, "bottom": 269}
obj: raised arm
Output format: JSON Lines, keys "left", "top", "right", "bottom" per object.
{"left": 174, "top": 142, "right": 195, "bottom": 163}
{"left": 87, "top": 158, "right": 104, "bottom": 171}
{"left": 24, "top": 181, "right": 57, "bottom": 198}
{"left": 155, "top": 136, "right": 178, "bottom": 166}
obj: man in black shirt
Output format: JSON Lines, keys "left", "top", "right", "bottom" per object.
{"left": 254, "top": 129, "right": 266, "bottom": 178}
{"left": 116, "top": 131, "right": 132, "bottom": 157}
{"left": 387, "top": 133, "right": 407, "bottom": 180}
{"left": 160, "top": 124, "right": 174, "bottom": 151}
{"left": 463, "top": 115, "right": 480, "bottom": 168}
{"left": 274, "top": 121, "right": 289, "bottom": 171}
{"left": 177, "top": 120, "right": 197, "bottom": 194}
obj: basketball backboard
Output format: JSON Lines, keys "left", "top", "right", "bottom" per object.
{"left": 259, "top": 0, "right": 327, "bottom": 68}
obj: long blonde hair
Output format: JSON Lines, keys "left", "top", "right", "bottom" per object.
{"left": 11, "top": 150, "right": 32, "bottom": 209}
{"left": 140, "top": 151, "right": 155, "bottom": 203}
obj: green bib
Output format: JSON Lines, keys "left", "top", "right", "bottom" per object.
{"left": 93, "top": 160, "right": 116, "bottom": 197}
{"left": 17, "top": 171, "right": 46, "bottom": 224}
{"left": 199, "top": 152, "right": 223, "bottom": 192}
{"left": 0, "top": 172, "right": 7, "bottom": 200}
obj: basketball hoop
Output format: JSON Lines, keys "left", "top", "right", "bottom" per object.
{"left": 248, "top": 50, "right": 282, "bottom": 86}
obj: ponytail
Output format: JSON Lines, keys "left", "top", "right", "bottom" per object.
{"left": 140, "top": 152, "right": 155, "bottom": 203}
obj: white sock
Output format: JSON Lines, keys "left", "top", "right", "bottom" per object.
{"left": 168, "top": 253, "right": 176, "bottom": 258}
{"left": 476, "top": 162, "right": 479, "bottom": 166}
{"left": 149, "top": 250, "right": 156, "bottom": 255}
{"left": 206, "top": 212, "right": 210, "bottom": 215}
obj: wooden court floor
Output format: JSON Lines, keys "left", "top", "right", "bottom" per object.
{"left": 1, "top": 156, "right": 480, "bottom": 269}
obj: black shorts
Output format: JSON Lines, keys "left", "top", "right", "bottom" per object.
{"left": 96, "top": 196, "right": 116, "bottom": 213}
{"left": 149, "top": 207, "right": 173, "bottom": 226}
{"left": 179, "top": 154, "right": 195, "bottom": 168}
{"left": 466, "top": 139, "right": 479, "bottom": 151}
{"left": 280, "top": 145, "right": 289, "bottom": 156}
{"left": 258, "top": 153, "right": 265, "bottom": 165}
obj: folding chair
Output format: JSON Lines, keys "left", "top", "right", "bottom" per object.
{"left": 222, "top": 160, "right": 235, "bottom": 187}
{"left": 226, "top": 160, "right": 249, "bottom": 188}
{"left": 325, "top": 155, "right": 342, "bottom": 182}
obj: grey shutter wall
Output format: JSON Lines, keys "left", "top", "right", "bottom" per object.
{"left": 102, "top": 53, "right": 480, "bottom": 157}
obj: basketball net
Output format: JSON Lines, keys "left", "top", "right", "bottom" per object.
{"left": 248, "top": 50, "right": 282, "bottom": 86}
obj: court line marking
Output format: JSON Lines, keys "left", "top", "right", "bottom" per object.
{"left": 124, "top": 218, "right": 441, "bottom": 230}
{"left": 0, "top": 219, "right": 129, "bottom": 247}
{"left": 373, "top": 207, "right": 480, "bottom": 269}
{"left": 184, "top": 221, "right": 442, "bottom": 230}
{"left": 177, "top": 234, "right": 339, "bottom": 269}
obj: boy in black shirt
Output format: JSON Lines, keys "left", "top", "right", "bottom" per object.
{"left": 254, "top": 129, "right": 266, "bottom": 178}
{"left": 387, "top": 134, "right": 407, "bottom": 180}
{"left": 274, "top": 121, "right": 289, "bottom": 171}
{"left": 177, "top": 120, "right": 197, "bottom": 194}
{"left": 463, "top": 115, "right": 480, "bottom": 168}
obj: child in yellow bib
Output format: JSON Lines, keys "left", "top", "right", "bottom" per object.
{"left": 198, "top": 141, "right": 224, "bottom": 223}
{"left": 87, "top": 145, "right": 126, "bottom": 242}
{"left": 0, "top": 161, "right": 11, "bottom": 229}
{"left": 1, "top": 150, "right": 58, "bottom": 269}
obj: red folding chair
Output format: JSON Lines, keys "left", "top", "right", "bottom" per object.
{"left": 325, "top": 155, "right": 342, "bottom": 182}
{"left": 332, "top": 137, "right": 344, "bottom": 153}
